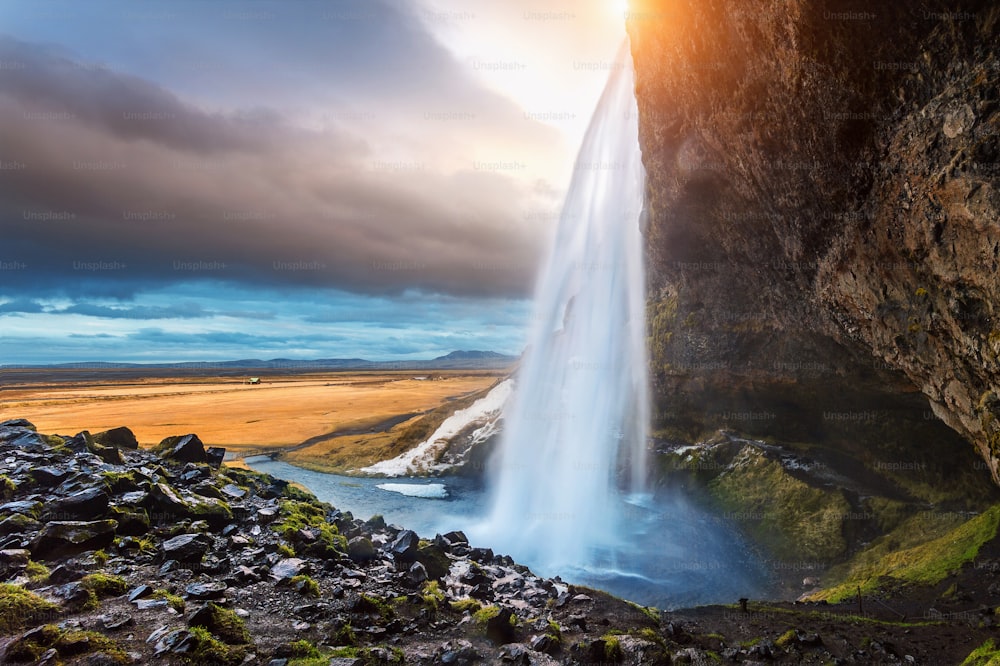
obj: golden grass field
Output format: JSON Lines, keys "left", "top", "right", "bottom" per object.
{"left": 0, "top": 369, "right": 506, "bottom": 472}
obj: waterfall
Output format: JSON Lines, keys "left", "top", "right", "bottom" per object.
{"left": 481, "top": 42, "right": 649, "bottom": 574}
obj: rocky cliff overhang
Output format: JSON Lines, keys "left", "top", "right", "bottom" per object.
{"left": 628, "top": 1, "right": 1000, "bottom": 481}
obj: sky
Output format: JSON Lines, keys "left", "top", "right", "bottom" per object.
{"left": 0, "top": 0, "right": 628, "bottom": 364}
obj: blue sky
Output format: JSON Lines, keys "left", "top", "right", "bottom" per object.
{"left": 0, "top": 0, "right": 625, "bottom": 363}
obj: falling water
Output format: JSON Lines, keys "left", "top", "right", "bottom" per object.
{"left": 481, "top": 42, "right": 650, "bottom": 574}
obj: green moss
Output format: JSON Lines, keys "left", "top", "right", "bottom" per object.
{"left": 101, "top": 470, "right": 140, "bottom": 493}
{"left": 0, "top": 475, "right": 15, "bottom": 500}
{"left": 273, "top": 499, "right": 347, "bottom": 557}
{"left": 627, "top": 600, "right": 660, "bottom": 623}
{"left": 277, "top": 543, "right": 295, "bottom": 558}
{"left": 709, "top": 446, "right": 852, "bottom": 561}
{"left": 962, "top": 639, "right": 1000, "bottom": 666}
{"left": 81, "top": 573, "right": 127, "bottom": 598}
{"left": 92, "top": 549, "right": 108, "bottom": 566}
{"left": 600, "top": 633, "right": 624, "bottom": 660}
{"left": 24, "top": 561, "right": 49, "bottom": 584}
{"left": 449, "top": 598, "right": 482, "bottom": 613}
{"left": 290, "top": 575, "right": 321, "bottom": 598}
{"left": 288, "top": 639, "right": 321, "bottom": 659}
{"left": 331, "top": 622, "right": 356, "bottom": 646}
{"left": 472, "top": 604, "right": 500, "bottom": 624}
{"left": 808, "top": 505, "right": 1000, "bottom": 602}
{"left": 355, "top": 594, "right": 395, "bottom": 621}
{"left": 7, "top": 624, "right": 128, "bottom": 664}
{"left": 192, "top": 603, "right": 252, "bottom": 645}
{"left": 915, "top": 287, "right": 928, "bottom": 297}
{"left": 774, "top": 629, "right": 797, "bottom": 648}
{"left": 739, "top": 637, "right": 762, "bottom": 648}
{"left": 0, "top": 585, "right": 59, "bottom": 634}
{"left": 421, "top": 580, "right": 445, "bottom": 610}
{"left": 182, "top": 625, "right": 247, "bottom": 665}
{"left": 153, "top": 588, "right": 186, "bottom": 612}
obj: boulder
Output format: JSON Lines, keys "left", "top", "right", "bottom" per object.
{"left": 30, "top": 519, "right": 118, "bottom": 557}
{"left": 92, "top": 426, "right": 139, "bottom": 449}
{"left": 157, "top": 434, "right": 207, "bottom": 463}
{"left": 269, "top": 557, "right": 307, "bottom": 583}
{"left": 161, "top": 533, "right": 213, "bottom": 563}
{"left": 206, "top": 447, "right": 226, "bottom": 469}
{"left": 486, "top": 607, "right": 518, "bottom": 644}
{"left": 416, "top": 542, "right": 451, "bottom": 580}
{"left": 29, "top": 466, "right": 72, "bottom": 488}
{"left": 390, "top": 529, "right": 419, "bottom": 562}
{"left": 185, "top": 581, "right": 227, "bottom": 600}
{"left": 43, "top": 487, "right": 110, "bottom": 521}
{"left": 347, "top": 536, "right": 377, "bottom": 563}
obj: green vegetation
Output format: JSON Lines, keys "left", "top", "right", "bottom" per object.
{"left": 92, "top": 549, "right": 108, "bottom": 566}
{"left": 81, "top": 573, "right": 127, "bottom": 598}
{"left": 291, "top": 645, "right": 405, "bottom": 666}
{"left": 449, "top": 598, "right": 482, "bottom": 613}
{"left": 808, "top": 505, "right": 1000, "bottom": 602}
{"left": 24, "top": 561, "right": 49, "bottom": 584}
{"left": 627, "top": 600, "right": 661, "bottom": 623}
{"left": 421, "top": 580, "right": 445, "bottom": 611}
{"left": 0, "top": 584, "right": 59, "bottom": 633}
{"left": 331, "top": 622, "right": 357, "bottom": 646}
{"left": 153, "top": 588, "right": 186, "bottom": 612}
{"left": 287, "top": 639, "right": 321, "bottom": 659}
{"left": 191, "top": 603, "right": 252, "bottom": 645}
{"left": 0, "top": 475, "right": 15, "bottom": 500}
{"left": 775, "top": 629, "right": 798, "bottom": 648}
{"left": 273, "top": 499, "right": 347, "bottom": 557}
{"left": 709, "top": 446, "right": 852, "bottom": 561}
{"left": 355, "top": 593, "right": 395, "bottom": 621}
{"left": 600, "top": 632, "right": 624, "bottom": 660}
{"left": 6, "top": 624, "right": 128, "bottom": 664}
{"left": 290, "top": 574, "right": 321, "bottom": 598}
{"left": 472, "top": 604, "right": 500, "bottom": 624}
{"left": 182, "top": 625, "right": 247, "bottom": 665}
{"left": 962, "top": 638, "right": 1000, "bottom": 666}
{"left": 277, "top": 543, "right": 295, "bottom": 558}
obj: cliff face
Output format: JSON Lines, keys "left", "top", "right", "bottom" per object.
{"left": 628, "top": 1, "right": 1000, "bottom": 484}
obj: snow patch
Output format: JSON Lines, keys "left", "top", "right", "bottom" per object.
{"left": 376, "top": 483, "right": 449, "bottom": 499}
{"left": 356, "top": 378, "right": 513, "bottom": 477}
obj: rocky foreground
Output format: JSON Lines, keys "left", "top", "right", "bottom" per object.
{"left": 2, "top": 419, "right": 1000, "bottom": 665}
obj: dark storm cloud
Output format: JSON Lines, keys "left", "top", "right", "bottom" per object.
{"left": 0, "top": 30, "right": 549, "bottom": 300}
{"left": 0, "top": 298, "right": 44, "bottom": 314}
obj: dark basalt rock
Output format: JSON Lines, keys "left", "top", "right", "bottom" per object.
{"left": 30, "top": 519, "right": 118, "bottom": 557}
{"left": 161, "top": 533, "right": 212, "bottom": 563}
{"left": 43, "top": 487, "right": 110, "bottom": 521}
{"left": 185, "top": 581, "right": 227, "bottom": 600}
{"left": 30, "top": 466, "right": 72, "bottom": 488}
{"left": 347, "top": 536, "right": 377, "bottom": 563}
{"left": 390, "top": 529, "right": 419, "bottom": 562}
{"left": 157, "top": 434, "right": 208, "bottom": 463}
{"left": 92, "top": 426, "right": 139, "bottom": 450}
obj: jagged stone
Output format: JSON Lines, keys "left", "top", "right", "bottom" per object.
{"left": 30, "top": 466, "right": 72, "bottom": 488}
{"left": 486, "top": 606, "right": 518, "bottom": 644}
{"left": 93, "top": 426, "right": 139, "bottom": 449}
{"left": 43, "top": 487, "right": 110, "bottom": 521}
{"left": 206, "top": 447, "right": 226, "bottom": 468}
{"left": 31, "top": 519, "right": 117, "bottom": 557}
{"left": 390, "top": 529, "right": 419, "bottom": 562}
{"left": 161, "top": 533, "right": 212, "bottom": 563}
{"left": 270, "top": 557, "right": 307, "bottom": 582}
{"left": 158, "top": 434, "right": 207, "bottom": 463}
{"left": 406, "top": 561, "right": 428, "bottom": 585}
{"left": 347, "top": 536, "right": 376, "bottom": 563}
{"left": 185, "top": 581, "right": 228, "bottom": 600}
{"left": 128, "top": 585, "right": 154, "bottom": 602}
{"left": 416, "top": 542, "right": 451, "bottom": 580}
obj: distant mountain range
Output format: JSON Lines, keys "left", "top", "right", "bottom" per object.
{"left": 1, "top": 350, "right": 519, "bottom": 371}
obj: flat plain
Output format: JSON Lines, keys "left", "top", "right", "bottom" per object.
{"left": 0, "top": 369, "right": 506, "bottom": 470}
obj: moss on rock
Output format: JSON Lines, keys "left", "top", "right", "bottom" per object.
{"left": 709, "top": 445, "right": 853, "bottom": 562}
